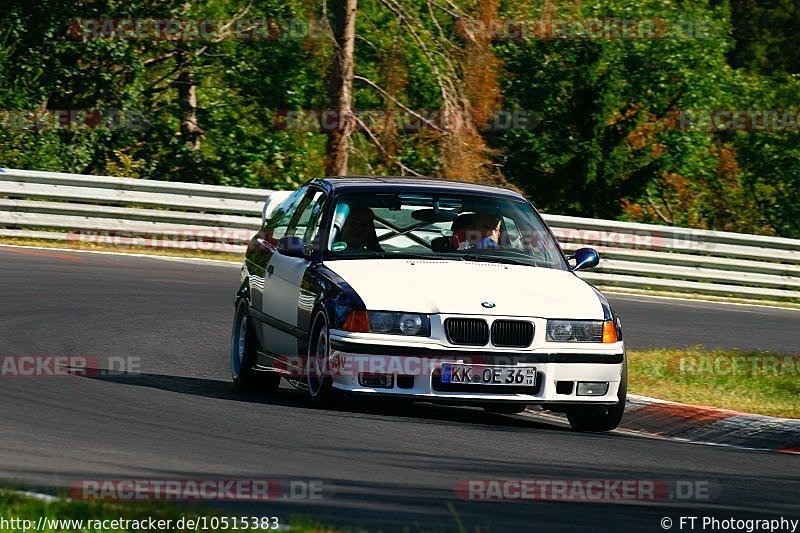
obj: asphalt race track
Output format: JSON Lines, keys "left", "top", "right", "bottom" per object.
{"left": 1, "top": 247, "right": 798, "bottom": 532}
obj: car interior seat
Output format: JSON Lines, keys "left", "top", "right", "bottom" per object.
{"left": 430, "top": 212, "right": 484, "bottom": 252}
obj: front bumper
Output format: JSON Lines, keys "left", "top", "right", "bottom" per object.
{"left": 328, "top": 331, "right": 624, "bottom": 404}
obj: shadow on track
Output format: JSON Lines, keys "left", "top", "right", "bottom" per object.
{"left": 78, "top": 369, "right": 572, "bottom": 433}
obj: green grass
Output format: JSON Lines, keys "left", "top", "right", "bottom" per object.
{"left": 628, "top": 347, "right": 800, "bottom": 418}
{"left": 0, "top": 491, "right": 352, "bottom": 532}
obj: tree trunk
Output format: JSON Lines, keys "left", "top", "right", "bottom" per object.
{"left": 176, "top": 49, "right": 203, "bottom": 151}
{"left": 325, "top": 0, "right": 357, "bottom": 176}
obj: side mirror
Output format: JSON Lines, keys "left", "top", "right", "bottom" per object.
{"left": 568, "top": 247, "right": 600, "bottom": 271}
{"left": 277, "top": 236, "right": 313, "bottom": 259}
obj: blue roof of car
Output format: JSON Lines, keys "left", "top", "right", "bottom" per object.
{"left": 309, "top": 176, "right": 526, "bottom": 199}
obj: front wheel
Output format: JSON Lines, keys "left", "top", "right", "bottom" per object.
{"left": 566, "top": 361, "right": 627, "bottom": 432}
{"left": 306, "top": 311, "right": 338, "bottom": 406}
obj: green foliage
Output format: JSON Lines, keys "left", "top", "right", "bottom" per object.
{"left": 0, "top": 0, "right": 324, "bottom": 188}
{"left": 486, "top": 0, "right": 800, "bottom": 237}
{"left": 493, "top": 1, "right": 726, "bottom": 213}
{"left": 0, "top": 0, "right": 798, "bottom": 236}
{"left": 728, "top": 0, "right": 800, "bottom": 75}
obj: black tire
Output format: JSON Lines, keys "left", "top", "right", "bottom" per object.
{"left": 231, "top": 299, "right": 280, "bottom": 391}
{"left": 306, "top": 310, "right": 338, "bottom": 406}
{"left": 566, "top": 360, "right": 627, "bottom": 432}
{"left": 483, "top": 403, "right": 528, "bottom": 415}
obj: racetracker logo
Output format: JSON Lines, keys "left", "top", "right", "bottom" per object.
{"left": 549, "top": 227, "right": 671, "bottom": 250}
{"left": 455, "top": 479, "right": 716, "bottom": 502}
{"left": 69, "top": 18, "right": 331, "bottom": 41}
{"left": 273, "top": 109, "right": 538, "bottom": 132}
{"left": 0, "top": 108, "right": 150, "bottom": 131}
{"left": 66, "top": 229, "right": 252, "bottom": 253}
{"left": 672, "top": 355, "right": 799, "bottom": 376}
{"left": 68, "top": 479, "right": 328, "bottom": 501}
{"left": 0, "top": 356, "right": 140, "bottom": 377}
{"left": 265, "top": 355, "right": 546, "bottom": 378}
{"left": 670, "top": 109, "right": 800, "bottom": 131}
{"left": 0, "top": 356, "right": 98, "bottom": 377}
{"left": 454, "top": 18, "right": 719, "bottom": 41}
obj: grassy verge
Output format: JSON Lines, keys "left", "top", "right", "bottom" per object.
{"left": 0, "top": 237, "right": 242, "bottom": 263}
{"left": 0, "top": 491, "right": 349, "bottom": 532}
{"left": 628, "top": 347, "right": 800, "bottom": 418}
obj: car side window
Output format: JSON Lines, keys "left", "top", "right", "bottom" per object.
{"left": 286, "top": 190, "right": 326, "bottom": 242}
{"left": 265, "top": 187, "right": 307, "bottom": 243}
{"left": 302, "top": 192, "right": 327, "bottom": 245}
{"left": 501, "top": 216, "right": 524, "bottom": 250}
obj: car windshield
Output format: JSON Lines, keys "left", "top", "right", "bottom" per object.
{"left": 325, "top": 191, "right": 568, "bottom": 270}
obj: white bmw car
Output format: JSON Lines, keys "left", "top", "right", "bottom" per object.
{"left": 231, "top": 177, "right": 626, "bottom": 431}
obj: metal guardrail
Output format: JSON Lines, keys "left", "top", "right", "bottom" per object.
{"left": 1, "top": 167, "right": 798, "bottom": 302}
{"left": 544, "top": 215, "right": 800, "bottom": 301}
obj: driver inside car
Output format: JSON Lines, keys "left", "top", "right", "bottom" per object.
{"left": 475, "top": 214, "right": 502, "bottom": 249}
{"left": 453, "top": 213, "right": 503, "bottom": 250}
{"left": 339, "top": 206, "right": 383, "bottom": 252}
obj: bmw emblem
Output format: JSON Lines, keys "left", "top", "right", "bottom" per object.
{"left": 481, "top": 301, "right": 496, "bottom": 309}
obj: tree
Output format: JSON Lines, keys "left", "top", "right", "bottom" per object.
{"left": 728, "top": 0, "right": 800, "bottom": 75}
{"left": 323, "top": 0, "right": 510, "bottom": 185}
{"left": 1, "top": 0, "right": 798, "bottom": 237}
{"left": 325, "top": 0, "right": 358, "bottom": 176}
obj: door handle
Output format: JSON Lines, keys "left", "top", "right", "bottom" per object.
{"left": 267, "top": 265, "right": 275, "bottom": 276}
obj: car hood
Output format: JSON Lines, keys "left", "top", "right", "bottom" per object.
{"left": 324, "top": 259, "right": 603, "bottom": 319}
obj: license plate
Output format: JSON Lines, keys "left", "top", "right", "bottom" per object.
{"left": 440, "top": 364, "right": 536, "bottom": 386}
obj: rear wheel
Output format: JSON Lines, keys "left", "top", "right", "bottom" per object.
{"left": 231, "top": 299, "right": 280, "bottom": 391}
{"left": 566, "top": 361, "right": 627, "bottom": 432}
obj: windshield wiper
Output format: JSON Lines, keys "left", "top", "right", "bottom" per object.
{"left": 383, "top": 252, "right": 457, "bottom": 260}
{"left": 331, "top": 251, "right": 452, "bottom": 261}
{"left": 459, "top": 253, "right": 533, "bottom": 266}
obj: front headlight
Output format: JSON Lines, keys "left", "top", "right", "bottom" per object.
{"left": 546, "top": 320, "right": 603, "bottom": 342}
{"left": 368, "top": 311, "right": 431, "bottom": 336}
{"left": 546, "top": 319, "right": 619, "bottom": 343}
